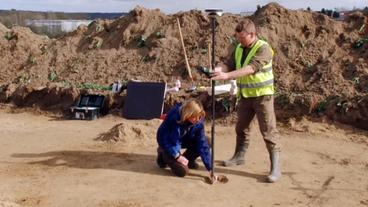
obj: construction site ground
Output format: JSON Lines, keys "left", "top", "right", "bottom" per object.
{"left": 0, "top": 107, "right": 367, "bottom": 207}
{"left": 0, "top": 2, "right": 368, "bottom": 207}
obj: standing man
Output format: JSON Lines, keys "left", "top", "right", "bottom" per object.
{"left": 212, "top": 18, "right": 281, "bottom": 183}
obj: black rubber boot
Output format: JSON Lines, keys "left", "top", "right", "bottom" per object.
{"left": 266, "top": 143, "right": 281, "bottom": 183}
{"left": 223, "top": 142, "right": 248, "bottom": 167}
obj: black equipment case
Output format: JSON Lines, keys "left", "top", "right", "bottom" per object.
{"left": 70, "top": 94, "right": 106, "bottom": 120}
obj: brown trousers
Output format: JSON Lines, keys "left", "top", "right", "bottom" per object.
{"left": 236, "top": 95, "right": 281, "bottom": 150}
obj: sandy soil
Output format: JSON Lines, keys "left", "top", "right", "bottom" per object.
{"left": 0, "top": 108, "right": 367, "bottom": 207}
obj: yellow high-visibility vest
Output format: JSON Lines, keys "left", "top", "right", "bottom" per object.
{"left": 235, "top": 39, "right": 274, "bottom": 98}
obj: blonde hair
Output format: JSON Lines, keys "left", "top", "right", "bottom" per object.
{"left": 180, "top": 99, "right": 205, "bottom": 123}
{"left": 235, "top": 18, "right": 257, "bottom": 34}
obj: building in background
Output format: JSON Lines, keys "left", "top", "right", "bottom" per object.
{"left": 25, "top": 19, "right": 93, "bottom": 37}
{"left": 0, "top": 10, "right": 127, "bottom": 37}
{"left": 240, "top": 11, "right": 254, "bottom": 16}
{"left": 25, "top": 19, "right": 92, "bottom": 36}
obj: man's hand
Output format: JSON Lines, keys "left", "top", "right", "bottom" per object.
{"left": 210, "top": 66, "right": 228, "bottom": 80}
{"left": 176, "top": 155, "right": 188, "bottom": 166}
{"left": 213, "top": 66, "right": 223, "bottom": 72}
{"left": 212, "top": 65, "right": 230, "bottom": 80}
{"left": 212, "top": 65, "right": 255, "bottom": 81}
{"left": 211, "top": 70, "right": 230, "bottom": 80}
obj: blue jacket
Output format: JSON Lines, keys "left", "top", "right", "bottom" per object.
{"left": 157, "top": 103, "right": 212, "bottom": 171}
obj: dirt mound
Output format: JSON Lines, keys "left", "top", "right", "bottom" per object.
{"left": 0, "top": 3, "right": 367, "bottom": 129}
{"left": 0, "top": 26, "right": 49, "bottom": 85}
{"left": 0, "top": 23, "right": 9, "bottom": 51}
{"left": 0, "top": 22, "right": 8, "bottom": 34}
{"left": 252, "top": 3, "right": 368, "bottom": 128}
{"left": 95, "top": 120, "right": 161, "bottom": 146}
{"left": 0, "top": 6, "right": 238, "bottom": 86}
{"left": 254, "top": 3, "right": 366, "bottom": 98}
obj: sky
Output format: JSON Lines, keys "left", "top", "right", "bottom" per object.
{"left": 0, "top": 0, "right": 366, "bottom": 13}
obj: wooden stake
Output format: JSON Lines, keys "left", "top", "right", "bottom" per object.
{"left": 177, "top": 18, "right": 193, "bottom": 82}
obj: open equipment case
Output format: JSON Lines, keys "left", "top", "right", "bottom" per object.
{"left": 70, "top": 94, "right": 107, "bottom": 120}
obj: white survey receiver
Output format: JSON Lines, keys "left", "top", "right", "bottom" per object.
{"left": 207, "top": 80, "right": 237, "bottom": 96}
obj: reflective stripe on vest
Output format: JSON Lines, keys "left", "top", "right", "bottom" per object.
{"left": 235, "top": 39, "right": 274, "bottom": 98}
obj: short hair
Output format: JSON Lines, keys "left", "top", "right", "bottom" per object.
{"left": 235, "top": 18, "right": 256, "bottom": 34}
{"left": 180, "top": 99, "right": 205, "bottom": 123}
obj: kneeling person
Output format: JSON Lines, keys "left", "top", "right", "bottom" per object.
{"left": 156, "top": 99, "right": 213, "bottom": 178}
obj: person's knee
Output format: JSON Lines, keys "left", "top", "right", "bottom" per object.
{"left": 169, "top": 162, "right": 189, "bottom": 177}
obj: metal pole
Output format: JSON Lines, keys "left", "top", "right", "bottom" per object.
{"left": 210, "top": 16, "right": 216, "bottom": 176}
{"left": 205, "top": 9, "right": 222, "bottom": 178}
